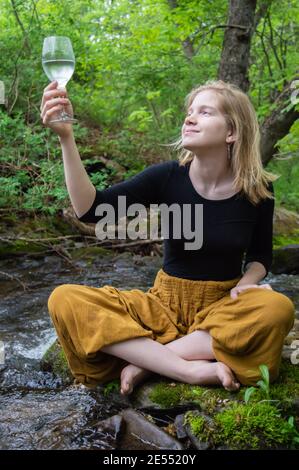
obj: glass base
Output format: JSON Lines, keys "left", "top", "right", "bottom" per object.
{"left": 50, "top": 117, "right": 78, "bottom": 123}
{"left": 49, "top": 111, "right": 78, "bottom": 123}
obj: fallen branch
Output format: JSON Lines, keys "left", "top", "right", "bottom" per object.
{"left": 0, "top": 235, "right": 164, "bottom": 247}
{"left": 0, "top": 235, "right": 95, "bottom": 243}
{"left": 0, "top": 270, "right": 28, "bottom": 291}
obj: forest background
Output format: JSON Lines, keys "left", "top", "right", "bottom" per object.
{"left": 0, "top": 0, "right": 298, "bottom": 254}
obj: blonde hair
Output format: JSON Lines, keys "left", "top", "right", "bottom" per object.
{"left": 173, "top": 80, "right": 279, "bottom": 205}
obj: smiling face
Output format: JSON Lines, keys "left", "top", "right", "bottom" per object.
{"left": 181, "top": 90, "right": 234, "bottom": 152}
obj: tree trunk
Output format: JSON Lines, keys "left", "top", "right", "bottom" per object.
{"left": 218, "top": 0, "right": 257, "bottom": 92}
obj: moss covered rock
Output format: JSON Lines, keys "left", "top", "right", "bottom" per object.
{"left": 184, "top": 401, "right": 299, "bottom": 450}
{"left": 40, "top": 339, "right": 73, "bottom": 385}
{"left": 129, "top": 358, "right": 299, "bottom": 449}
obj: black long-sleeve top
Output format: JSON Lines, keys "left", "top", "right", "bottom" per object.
{"left": 77, "top": 160, "right": 274, "bottom": 281}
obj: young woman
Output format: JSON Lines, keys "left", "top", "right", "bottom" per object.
{"left": 40, "top": 80, "right": 295, "bottom": 395}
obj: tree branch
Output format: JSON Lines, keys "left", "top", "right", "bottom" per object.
{"left": 167, "top": 0, "right": 195, "bottom": 59}
{"left": 10, "top": 0, "right": 30, "bottom": 51}
{"left": 261, "top": 78, "right": 299, "bottom": 165}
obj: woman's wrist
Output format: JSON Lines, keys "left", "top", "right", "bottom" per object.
{"left": 58, "top": 129, "right": 75, "bottom": 145}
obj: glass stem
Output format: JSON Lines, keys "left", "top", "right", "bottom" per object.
{"left": 57, "top": 85, "right": 67, "bottom": 119}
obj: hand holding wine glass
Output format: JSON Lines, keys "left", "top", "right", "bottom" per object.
{"left": 40, "top": 80, "right": 74, "bottom": 138}
{"left": 41, "top": 36, "right": 77, "bottom": 124}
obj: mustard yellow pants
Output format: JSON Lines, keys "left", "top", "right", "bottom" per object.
{"left": 47, "top": 268, "right": 295, "bottom": 387}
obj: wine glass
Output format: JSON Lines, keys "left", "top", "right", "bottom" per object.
{"left": 42, "top": 36, "right": 77, "bottom": 123}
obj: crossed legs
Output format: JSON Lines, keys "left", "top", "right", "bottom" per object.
{"left": 102, "top": 329, "right": 240, "bottom": 394}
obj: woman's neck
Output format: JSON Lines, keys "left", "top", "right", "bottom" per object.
{"left": 190, "top": 154, "right": 233, "bottom": 191}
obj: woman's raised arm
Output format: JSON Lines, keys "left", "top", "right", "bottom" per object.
{"left": 40, "top": 80, "right": 96, "bottom": 218}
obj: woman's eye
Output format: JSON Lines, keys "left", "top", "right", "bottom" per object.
{"left": 186, "top": 110, "right": 210, "bottom": 117}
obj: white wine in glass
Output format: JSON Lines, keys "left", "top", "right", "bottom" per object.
{"left": 42, "top": 36, "right": 77, "bottom": 123}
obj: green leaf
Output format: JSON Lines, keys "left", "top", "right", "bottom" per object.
{"left": 244, "top": 387, "right": 256, "bottom": 404}
{"left": 257, "top": 380, "right": 268, "bottom": 395}
{"left": 259, "top": 365, "right": 270, "bottom": 386}
{"left": 288, "top": 416, "right": 295, "bottom": 427}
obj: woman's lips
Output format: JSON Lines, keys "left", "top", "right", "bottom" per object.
{"left": 183, "top": 130, "right": 199, "bottom": 134}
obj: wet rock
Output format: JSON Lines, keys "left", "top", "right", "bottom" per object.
{"left": 273, "top": 207, "right": 299, "bottom": 237}
{"left": 78, "top": 414, "right": 125, "bottom": 450}
{"left": 0, "top": 386, "right": 100, "bottom": 450}
{"left": 120, "top": 408, "right": 185, "bottom": 450}
{"left": 273, "top": 244, "right": 299, "bottom": 274}
{"left": 113, "top": 251, "right": 135, "bottom": 267}
{"left": 174, "top": 413, "right": 188, "bottom": 439}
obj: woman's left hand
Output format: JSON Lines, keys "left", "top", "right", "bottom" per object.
{"left": 230, "top": 283, "right": 273, "bottom": 299}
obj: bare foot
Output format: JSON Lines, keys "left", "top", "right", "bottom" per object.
{"left": 120, "top": 364, "right": 152, "bottom": 395}
{"left": 189, "top": 360, "right": 240, "bottom": 391}
{"left": 215, "top": 362, "right": 240, "bottom": 391}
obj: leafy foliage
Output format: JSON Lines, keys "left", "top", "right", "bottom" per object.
{"left": 0, "top": 0, "right": 298, "bottom": 215}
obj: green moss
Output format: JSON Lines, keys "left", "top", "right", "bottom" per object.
{"left": 273, "top": 230, "right": 299, "bottom": 249}
{"left": 187, "top": 386, "right": 238, "bottom": 414}
{"left": 41, "top": 340, "right": 72, "bottom": 382}
{"left": 54, "top": 349, "right": 69, "bottom": 378}
{"left": 149, "top": 359, "right": 299, "bottom": 418}
{"left": 213, "top": 402, "right": 298, "bottom": 449}
{"left": 0, "top": 213, "right": 78, "bottom": 257}
{"left": 185, "top": 413, "right": 206, "bottom": 438}
{"left": 149, "top": 382, "right": 191, "bottom": 407}
{"left": 183, "top": 402, "right": 299, "bottom": 450}
{"left": 149, "top": 381, "right": 238, "bottom": 413}
{"left": 240, "top": 360, "right": 299, "bottom": 411}
{"left": 0, "top": 213, "right": 71, "bottom": 237}
{"left": 0, "top": 239, "right": 46, "bottom": 257}
{"left": 148, "top": 381, "right": 210, "bottom": 408}
{"left": 184, "top": 411, "right": 214, "bottom": 444}
{"left": 103, "top": 379, "right": 121, "bottom": 396}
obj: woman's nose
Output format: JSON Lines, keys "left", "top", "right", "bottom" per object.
{"left": 185, "top": 113, "right": 195, "bottom": 124}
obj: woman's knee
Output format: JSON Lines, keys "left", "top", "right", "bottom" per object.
{"left": 262, "top": 291, "right": 295, "bottom": 331}
{"left": 47, "top": 284, "right": 79, "bottom": 319}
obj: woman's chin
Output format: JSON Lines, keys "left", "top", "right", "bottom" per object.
{"left": 182, "top": 143, "right": 199, "bottom": 152}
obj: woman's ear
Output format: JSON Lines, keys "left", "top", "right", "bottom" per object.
{"left": 226, "top": 130, "right": 237, "bottom": 144}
